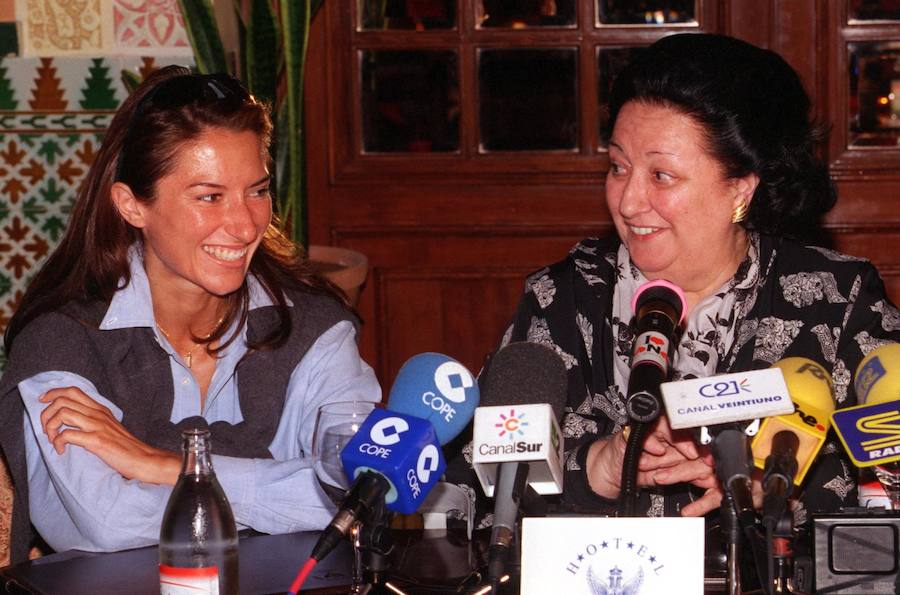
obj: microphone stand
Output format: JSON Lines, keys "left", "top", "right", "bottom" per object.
{"left": 357, "top": 497, "right": 394, "bottom": 593}
{"left": 619, "top": 422, "right": 651, "bottom": 517}
{"left": 767, "top": 509, "right": 795, "bottom": 594}
{"left": 708, "top": 424, "right": 758, "bottom": 595}
{"left": 721, "top": 490, "right": 743, "bottom": 595}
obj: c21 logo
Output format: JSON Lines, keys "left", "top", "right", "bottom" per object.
{"left": 699, "top": 378, "right": 751, "bottom": 398}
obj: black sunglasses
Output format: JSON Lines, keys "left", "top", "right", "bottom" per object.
{"left": 138, "top": 73, "right": 251, "bottom": 113}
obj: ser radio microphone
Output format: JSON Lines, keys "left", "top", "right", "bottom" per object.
{"left": 832, "top": 344, "right": 900, "bottom": 469}
{"left": 310, "top": 353, "right": 478, "bottom": 563}
{"left": 471, "top": 341, "right": 568, "bottom": 589}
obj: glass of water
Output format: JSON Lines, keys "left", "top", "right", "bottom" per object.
{"left": 312, "top": 400, "right": 377, "bottom": 591}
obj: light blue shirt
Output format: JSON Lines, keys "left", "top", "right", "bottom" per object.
{"left": 18, "top": 250, "right": 381, "bottom": 553}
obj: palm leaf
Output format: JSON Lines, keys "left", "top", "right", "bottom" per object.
{"left": 178, "top": 0, "right": 228, "bottom": 74}
{"left": 244, "top": 0, "right": 279, "bottom": 109}
{"left": 277, "top": 0, "right": 311, "bottom": 248}
{"left": 120, "top": 69, "right": 142, "bottom": 94}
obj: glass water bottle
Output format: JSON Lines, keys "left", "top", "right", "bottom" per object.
{"left": 159, "top": 429, "right": 238, "bottom": 594}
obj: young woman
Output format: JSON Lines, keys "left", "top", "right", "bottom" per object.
{"left": 0, "top": 66, "right": 380, "bottom": 562}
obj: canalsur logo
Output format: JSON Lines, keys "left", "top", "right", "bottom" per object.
{"left": 564, "top": 535, "right": 666, "bottom": 595}
{"left": 496, "top": 408, "right": 529, "bottom": 440}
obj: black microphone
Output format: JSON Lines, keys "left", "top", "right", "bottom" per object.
{"left": 707, "top": 423, "right": 757, "bottom": 529}
{"left": 625, "top": 280, "right": 686, "bottom": 422}
{"left": 477, "top": 342, "right": 568, "bottom": 589}
{"left": 620, "top": 280, "right": 686, "bottom": 516}
{"left": 761, "top": 430, "right": 799, "bottom": 529}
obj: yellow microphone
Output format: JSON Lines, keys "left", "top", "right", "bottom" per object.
{"left": 750, "top": 357, "right": 835, "bottom": 485}
{"left": 855, "top": 343, "right": 900, "bottom": 405}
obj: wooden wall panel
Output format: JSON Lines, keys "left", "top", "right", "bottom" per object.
{"left": 337, "top": 229, "right": 603, "bottom": 384}
{"left": 376, "top": 271, "right": 525, "bottom": 382}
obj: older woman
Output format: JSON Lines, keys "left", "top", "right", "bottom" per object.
{"left": 0, "top": 66, "right": 380, "bottom": 562}
{"left": 493, "top": 34, "right": 900, "bottom": 523}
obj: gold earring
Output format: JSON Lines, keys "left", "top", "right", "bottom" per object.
{"left": 731, "top": 201, "right": 748, "bottom": 224}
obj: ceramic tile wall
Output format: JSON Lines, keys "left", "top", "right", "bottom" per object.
{"left": 0, "top": 55, "right": 191, "bottom": 366}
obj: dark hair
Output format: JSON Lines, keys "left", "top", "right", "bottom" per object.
{"left": 607, "top": 33, "right": 836, "bottom": 244}
{"left": 4, "top": 65, "right": 344, "bottom": 354}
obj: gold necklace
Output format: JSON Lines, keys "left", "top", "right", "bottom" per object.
{"left": 156, "top": 318, "right": 223, "bottom": 369}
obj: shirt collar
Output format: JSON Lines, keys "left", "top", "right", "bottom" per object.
{"left": 99, "top": 244, "right": 281, "bottom": 331}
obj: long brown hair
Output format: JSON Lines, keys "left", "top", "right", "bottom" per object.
{"left": 4, "top": 65, "right": 343, "bottom": 354}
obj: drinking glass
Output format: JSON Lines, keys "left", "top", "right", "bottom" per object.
{"left": 874, "top": 462, "right": 900, "bottom": 509}
{"left": 312, "top": 400, "right": 377, "bottom": 592}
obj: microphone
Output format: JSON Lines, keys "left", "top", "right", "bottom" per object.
{"left": 760, "top": 430, "right": 799, "bottom": 528}
{"left": 471, "top": 342, "right": 568, "bottom": 587}
{"left": 832, "top": 344, "right": 900, "bottom": 469}
{"left": 387, "top": 352, "right": 480, "bottom": 445}
{"left": 854, "top": 342, "right": 900, "bottom": 406}
{"left": 750, "top": 358, "right": 835, "bottom": 486}
{"left": 625, "top": 280, "right": 686, "bottom": 423}
{"left": 661, "top": 365, "right": 796, "bottom": 527}
{"left": 311, "top": 353, "right": 479, "bottom": 562}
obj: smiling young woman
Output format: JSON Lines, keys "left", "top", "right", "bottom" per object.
{"left": 0, "top": 66, "right": 380, "bottom": 563}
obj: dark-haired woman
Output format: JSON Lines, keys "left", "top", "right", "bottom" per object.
{"left": 487, "top": 34, "right": 900, "bottom": 525}
{"left": 0, "top": 66, "right": 379, "bottom": 562}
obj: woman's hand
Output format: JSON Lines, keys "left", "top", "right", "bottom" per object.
{"left": 585, "top": 415, "right": 723, "bottom": 516}
{"left": 39, "top": 387, "right": 180, "bottom": 485}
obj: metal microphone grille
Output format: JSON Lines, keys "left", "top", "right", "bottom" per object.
{"left": 480, "top": 341, "right": 568, "bottom": 420}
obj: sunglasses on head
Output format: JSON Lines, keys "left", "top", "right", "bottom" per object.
{"left": 116, "top": 72, "right": 254, "bottom": 182}
{"left": 136, "top": 72, "right": 252, "bottom": 114}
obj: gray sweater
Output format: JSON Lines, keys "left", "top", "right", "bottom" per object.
{"left": 0, "top": 287, "right": 354, "bottom": 563}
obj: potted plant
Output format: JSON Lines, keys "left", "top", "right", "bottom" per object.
{"left": 177, "top": 0, "right": 368, "bottom": 304}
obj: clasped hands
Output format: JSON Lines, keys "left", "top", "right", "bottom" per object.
{"left": 39, "top": 386, "right": 181, "bottom": 485}
{"left": 586, "top": 415, "right": 727, "bottom": 517}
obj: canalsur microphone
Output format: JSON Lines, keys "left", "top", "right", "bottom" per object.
{"left": 471, "top": 342, "right": 568, "bottom": 589}
{"left": 832, "top": 344, "right": 900, "bottom": 468}
{"left": 625, "top": 280, "right": 686, "bottom": 423}
{"left": 311, "top": 353, "right": 478, "bottom": 563}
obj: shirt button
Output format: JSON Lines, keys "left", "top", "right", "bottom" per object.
{"left": 182, "top": 378, "right": 190, "bottom": 386}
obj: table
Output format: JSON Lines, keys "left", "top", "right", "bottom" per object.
{"left": 1, "top": 529, "right": 732, "bottom": 594}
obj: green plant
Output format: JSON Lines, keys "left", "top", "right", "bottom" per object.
{"left": 177, "top": 0, "right": 324, "bottom": 250}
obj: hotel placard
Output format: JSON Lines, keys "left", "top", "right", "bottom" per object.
{"left": 521, "top": 517, "right": 704, "bottom": 595}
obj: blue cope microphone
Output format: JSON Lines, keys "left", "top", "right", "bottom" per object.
{"left": 310, "top": 353, "right": 478, "bottom": 563}
{"left": 340, "top": 409, "right": 446, "bottom": 515}
{"left": 387, "top": 352, "right": 480, "bottom": 445}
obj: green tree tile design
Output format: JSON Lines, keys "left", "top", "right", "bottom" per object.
{"left": 0, "top": 64, "right": 17, "bottom": 111}
{"left": 80, "top": 59, "right": 119, "bottom": 110}
{"left": 41, "top": 216, "right": 67, "bottom": 242}
{"left": 38, "top": 178, "right": 65, "bottom": 204}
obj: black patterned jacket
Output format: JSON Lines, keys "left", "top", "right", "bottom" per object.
{"left": 462, "top": 233, "right": 900, "bottom": 524}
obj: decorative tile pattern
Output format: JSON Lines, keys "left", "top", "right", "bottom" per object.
{"left": 16, "top": 0, "right": 114, "bottom": 56}
{"left": 113, "top": 0, "right": 192, "bottom": 55}
{"left": 0, "top": 55, "right": 192, "bottom": 368}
